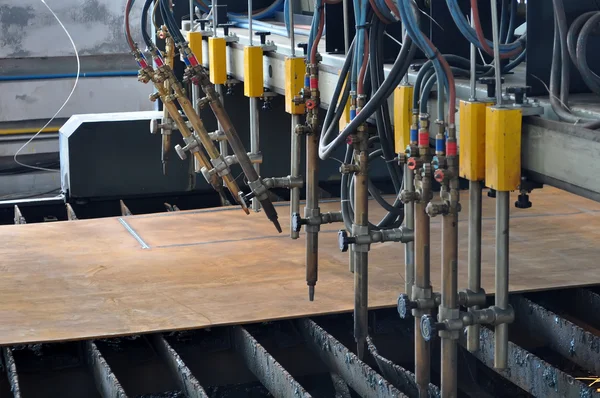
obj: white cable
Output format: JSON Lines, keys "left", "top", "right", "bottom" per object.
{"left": 13, "top": 0, "right": 80, "bottom": 173}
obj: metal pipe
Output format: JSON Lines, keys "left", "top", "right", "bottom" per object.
{"left": 353, "top": 132, "right": 369, "bottom": 360}
{"left": 342, "top": 0, "right": 350, "bottom": 54}
{"left": 250, "top": 97, "right": 261, "bottom": 211}
{"left": 216, "top": 84, "right": 228, "bottom": 159}
{"left": 440, "top": 209, "right": 459, "bottom": 397}
{"left": 495, "top": 191, "right": 510, "bottom": 369}
{"left": 290, "top": 115, "right": 301, "bottom": 239}
{"left": 213, "top": 0, "right": 219, "bottom": 36}
{"left": 190, "top": 0, "right": 194, "bottom": 28}
{"left": 491, "top": 0, "right": 503, "bottom": 106}
{"left": 404, "top": 165, "right": 415, "bottom": 297}
{"left": 470, "top": 9, "right": 477, "bottom": 100}
{"left": 305, "top": 129, "right": 319, "bottom": 300}
{"left": 414, "top": 176, "right": 431, "bottom": 396}
{"left": 248, "top": 0, "right": 253, "bottom": 46}
{"left": 289, "top": 0, "right": 296, "bottom": 56}
{"left": 467, "top": 180, "right": 483, "bottom": 352}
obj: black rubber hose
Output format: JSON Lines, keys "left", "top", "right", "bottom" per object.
{"left": 141, "top": 0, "right": 155, "bottom": 48}
{"left": 319, "top": 34, "right": 417, "bottom": 159}
{"left": 566, "top": 11, "right": 595, "bottom": 68}
{"left": 505, "top": 0, "right": 517, "bottom": 44}
{"left": 369, "top": 16, "right": 401, "bottom": 189}
{"left": 576, "top": 12, "right": 600, "bottom": 96}
{"left": 549, "top": 16, "right": 600, "bottom": 128}
{"left": 320, "top": 39, "right": 356, "bottom": 144}
{"left": 552, "top": 0, "right": 572, "bottom": 106}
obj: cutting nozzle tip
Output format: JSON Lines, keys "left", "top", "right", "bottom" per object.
{"left": 272, "top": 219, "right": 283, "bottom": 233}
{"left": 162, "top": 162, "right": 167, "bottom": 175}
{"left": 308, "top": 285, "right": 315, "bottom": 301}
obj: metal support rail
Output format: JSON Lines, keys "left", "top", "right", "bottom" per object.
{"left": 511, "top": 295, "right": 600, "bottom": 375}
{"left": 366, "top": 336, "right": 440, "bottom": 398}
{"left": 85, "top": 341, "right": 128, "bottom": 398}
{"left": 233, "top": 326, "right": 312, "bottom": 398}
{"left": 297, "top": 318, "right": 406, "bottom": 398}
{"left": 2, "top": 348, "right": 22, "bottom": 398}
{"left": 465, "top": 327, "right": 600, "bottom": 397}
{"left": 151, "top": 334, "right": 210, "bottom": 398}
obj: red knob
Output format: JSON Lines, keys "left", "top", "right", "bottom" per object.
{"left": 434, "top": 169, "right": 445, "bottom": 183}
{"left": 407, "top": 158, "right": 418, "bottom": 171}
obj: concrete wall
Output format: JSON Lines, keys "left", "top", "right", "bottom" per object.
{"left": 0, "top": 0, "right": 144, "bottom": 58}
{"left": 0, "top": 0, "right": 152, "bottom": 123}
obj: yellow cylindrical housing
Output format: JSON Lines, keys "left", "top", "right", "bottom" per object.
{"left": 459, "top": 100, "right": 490, "bottom": 181}
{"left": 393, "top": 85, "right": 414, "bottom": 153}
{"left": 208, "top": 37, "right": 227, "bottom": 84}
{"left": 285, "top": 57, "right": 305, "bottom": 114}
{"left": 187, "top": 31, "right": 203, "bottom": 65}
{"left": 485, "top": 106, "right": 523, "bottom": 191}
{"left": 244, "top": 46, "right": 264, "bottom": 98}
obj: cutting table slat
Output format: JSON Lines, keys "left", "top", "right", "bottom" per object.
{"left": 0, "top": 187, "right": 598, "bottom": 345}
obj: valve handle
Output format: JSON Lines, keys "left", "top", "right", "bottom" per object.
{"left": 174, "top": 144, "right": 187, "bottom": 160}
{"left": 397, "top": 294, "right": 417, "bottom": 319}
{"left": 291, "top": 213, "right": 305, "bottom": 233}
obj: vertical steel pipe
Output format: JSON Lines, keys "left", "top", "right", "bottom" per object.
{"left": 305, "top": 130, "right": 319, "bottom": 301}
{"left": 353, "top": 143, "right": 369, "bottom": 360}
{"left": 441, "top": 209, "right": 459, "bottom": 397}
{"left": 495, "top": 191, "right": 510, "bottom": 369}
{"left": 248, "top": 0, "right": 253, "bottom": 45}
{"left": 289, "top": 0, "right": 296, "bottom": 55}
{"left": 469, "top": 9, "right": 477, "bottom": 100}
{"left": 216, "top": 85, "right": 228, "bottom": 155}
{"left": 290, "top": 115, "right": 301, "bottom": 239}
{"left": 414, "top": 196, "right": 430, "bottom": 396}
{"left": 490, "top": 0, "right": 503, "bottom": 106}
{"left": 250, "top": 97, "right": 261, "bottom": 211}
{"left": 404, "top": 165, "right": 415, "bottom": 297}
{"left": 467, "top": 180, "right": 483, "bottom": 352}
{"left": 490, "top": 0, "right": 509, "bottom": 370}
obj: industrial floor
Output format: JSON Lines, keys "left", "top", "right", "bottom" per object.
{"left": 0, "top": 186, "right": 598, "bottom": 346}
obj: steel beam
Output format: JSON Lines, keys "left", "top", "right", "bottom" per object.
{"left": 511, "top": 295, "right": 600, "bottom": 375}
{"left": 521, "top": 117, "right": 600, "bottom": 202}
{"left": 66, "top": 203, "right": 78, "bottom": 220}
{"left": 13, "top": 205, "right": 25, "bottom": 225}
{"left": 151, "top": 334, "right": 209, "bottom": 398}
{"left": 366, "top": 336, "right": 440, "bottom": 398}
{"left": 2, "top": 348, "right": 21, "bottom": 398}
{"left": 571, "top": 288, "right": 600, "bottom": 329}
{"left": 297, "top": 318, "right": 406, "bottom": 398}
{"left": 466, "top": 327, "right": 600, "bottom": 397}
{"left": 119, "top": 200, "right": 132, "bottom": 216}
{"left": 232, "top": 326, "right": 312, "bottom": 398}
{"left": 85, "top": 341, "right": 128, "bottom": 398}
